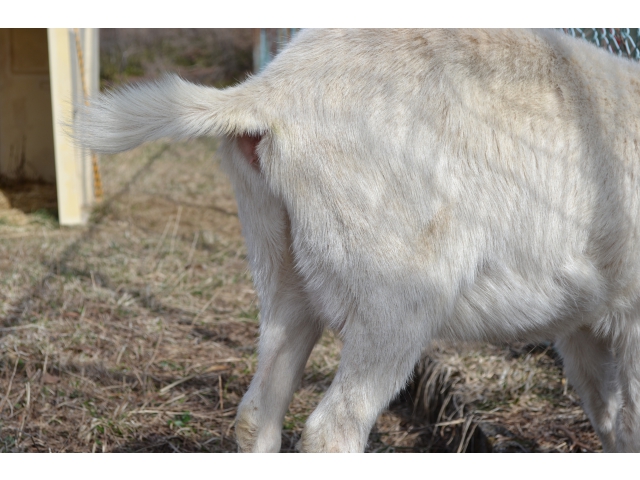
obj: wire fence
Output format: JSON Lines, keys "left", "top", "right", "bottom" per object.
{"left": 563, "top": 28, "right": 640, "bottom": 60}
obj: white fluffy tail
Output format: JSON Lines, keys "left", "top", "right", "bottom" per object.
{"left": 74, "top": 74, "right": 267, "bottom": 154}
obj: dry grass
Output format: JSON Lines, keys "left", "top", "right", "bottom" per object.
{"left": 1, "top": 138, "right": 258, "bottom": 452}
{"left": 404, "top": 343, "right": 601, "bottom": 452}
{"left": 0, "top": 137, "right": 602, "bottom": 453}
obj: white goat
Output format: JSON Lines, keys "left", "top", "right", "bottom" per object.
{"left": 75, "top": 29, "right": 640, "bottom": 452}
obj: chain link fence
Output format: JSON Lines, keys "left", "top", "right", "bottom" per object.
{"left": 563, "top": 28, "right": 640, "bottom": 60}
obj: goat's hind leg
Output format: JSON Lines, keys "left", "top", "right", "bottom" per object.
{"left": 300, "top": 311, "right": 428, "bottom": 452}
{"left": 223, "top": 141, "right": 323, "bottom": 452}
{"left": 235, "top": 275, "right": 322, "bottom": 452}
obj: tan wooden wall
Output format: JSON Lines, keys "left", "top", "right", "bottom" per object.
{"left": 0, "top": 28, "right": 99, "bottom": 226}
{"left": 0, "top": 29, "right": 56, "bottom": 184}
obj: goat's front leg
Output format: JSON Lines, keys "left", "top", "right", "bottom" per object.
{"left": 235, "top": 281, "right": 322, "bottom": 452}
{"left": 614, "top": 321, "right": 640, "bottom": 452}
{"left": 555, "top": 326, "right": 620, "bottom": 452}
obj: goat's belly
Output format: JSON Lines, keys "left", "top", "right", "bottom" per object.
{"left": 442, "top": 258, "right": 607, "bottom": 344}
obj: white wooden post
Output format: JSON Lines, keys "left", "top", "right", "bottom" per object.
{"left": 47, "top": 28, "right": 99, "bottom": 226}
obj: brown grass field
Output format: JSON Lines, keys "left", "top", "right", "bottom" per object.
{"left": 0, "top": 29, "right": 603, "bottom": 453}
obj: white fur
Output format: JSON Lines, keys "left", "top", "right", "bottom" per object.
{"left": 75, "top": 29, "right": 640, "bottom": 452}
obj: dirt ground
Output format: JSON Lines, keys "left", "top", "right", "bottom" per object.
{"left": 0, "top": 137, "right": 602, "bottom": 452}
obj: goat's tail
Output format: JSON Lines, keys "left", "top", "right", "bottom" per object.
{"left": 74, "top": 74, "right": 268, "bottom": 154}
